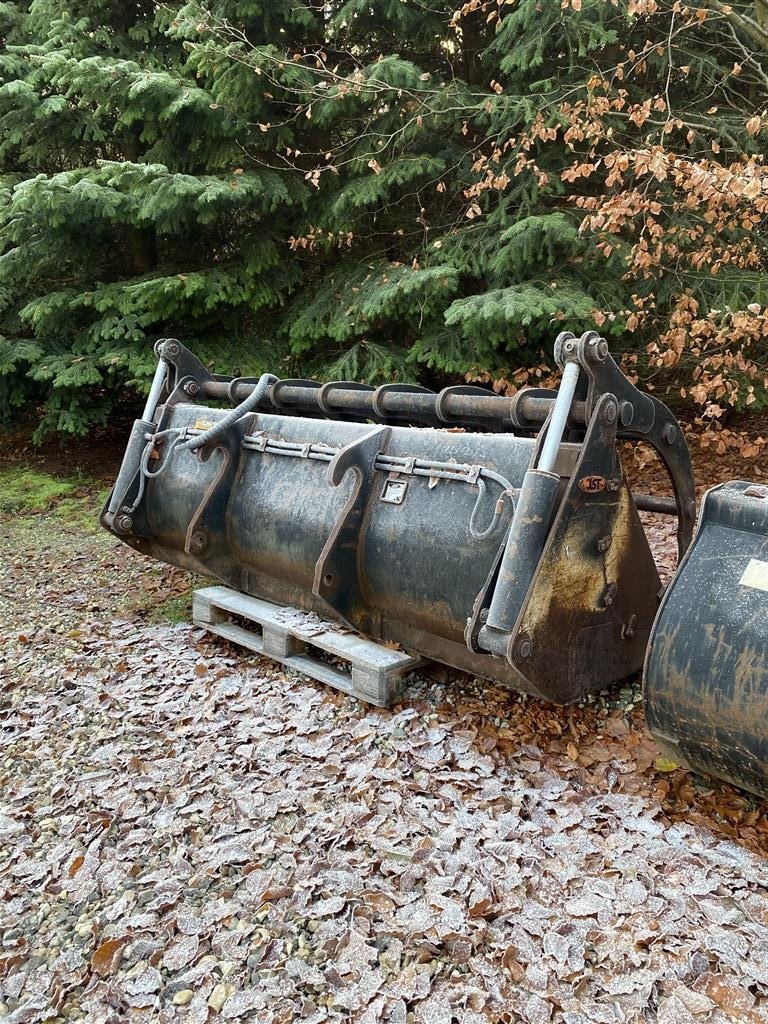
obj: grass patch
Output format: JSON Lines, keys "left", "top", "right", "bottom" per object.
{"left": 149, "top": 586, "right": 195, "bottom": 624}
{"left": 52, "top": 488, "right": 111, "bottom": 532}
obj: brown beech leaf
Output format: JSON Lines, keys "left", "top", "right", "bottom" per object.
{"left": 362, "top": 891, "right": 396, "bottom": 914}
{"left": 91, "top": 938, "right": 127, "bottom": 976}
{"left": 699, "top": 974, "right": 760, "bottom": 1021}
{"left": 67, "top": 855, "right": 84, "bottom": 877}
{"left": 468, "top": 897, "right": 494, "bottom": 919}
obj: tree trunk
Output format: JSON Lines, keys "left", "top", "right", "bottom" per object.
{"left": 123, "top": 130, "right": 157, "bottom": 275}
{"left": 461, "top": 11, "right": 484, "bottom": 86}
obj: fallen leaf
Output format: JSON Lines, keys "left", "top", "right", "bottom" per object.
{"left": 68, "top": 855, "right": 85, "bottom": 877}
{"left": 91, "top": 938, "right": 126, "bottom": 976}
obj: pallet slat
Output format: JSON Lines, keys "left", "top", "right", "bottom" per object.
{"left": 192, "top": 586, "right": 424, "bottom": 707}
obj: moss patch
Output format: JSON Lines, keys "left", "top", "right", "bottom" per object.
{"left": 0, "top": 468, "right": 77, "bottom": 515}
{"left": 0, "top": 468, "right": 109, "bottom": 532}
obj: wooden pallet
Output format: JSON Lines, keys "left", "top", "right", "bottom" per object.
{"left": 192, "top": 586, "right": 425, "bottom": 707}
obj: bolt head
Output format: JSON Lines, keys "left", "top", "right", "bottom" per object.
{"left": 516, "top": 636, "right": 532, "bottom": 660}
{"left": 603, "top": 401, "right": 617, "bottom": 425}
{"left": 589, "top": 337, "right": 609, "bottom": 360}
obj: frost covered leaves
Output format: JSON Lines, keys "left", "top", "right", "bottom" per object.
{"left": 2, "top": 611, "right": 768, "bottom": 1023}
{"left": 2, "top": 494, "right": 768, "bottom": 1024}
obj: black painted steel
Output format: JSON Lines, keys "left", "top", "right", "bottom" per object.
{"left": 644, "top": 481, "right": 768, "bottom": 797}
{"left": 102, "top": 331, "right": 696, "bottom": 705}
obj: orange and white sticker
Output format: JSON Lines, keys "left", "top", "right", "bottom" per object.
{"left": 579, "top": 475, "right": 606, "bottom": 494}
{"left": 739, "top": 559, "right": 768, "bottom": 593}
{"left": 194, "top": 417, "right": 215, "bottom": 431}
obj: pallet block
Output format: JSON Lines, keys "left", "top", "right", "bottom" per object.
{"left": 192, "top": 585, "right": 424, "bottom": 707}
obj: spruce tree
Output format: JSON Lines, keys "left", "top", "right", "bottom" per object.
{"left": 1, "top": 1, "right": 766, "bottom": 434}
{"left": 198, "top": 0, "right": 767, "bottom": 405}
{"left": 0, "top": 0, "right": 310, "bottom": 433}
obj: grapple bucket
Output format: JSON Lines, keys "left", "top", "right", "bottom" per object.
{"left": 102, "top": 331, "right": 696, "bottom": 705}
{"left": 644, "top": 481, "right": 768, "bottom": 797}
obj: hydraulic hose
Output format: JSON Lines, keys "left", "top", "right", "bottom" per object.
{"left": 179, "top": 372, "right": 277, "bottom": 453}
{"left": 124, "top": 372, "right": 277, "bottom": 515}
{"left": 469, "top": 477, "right": 517, "bottom": 541}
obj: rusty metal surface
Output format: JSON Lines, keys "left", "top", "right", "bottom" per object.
{"left": 102, "top": 331, "right": 696, "bottom": 705}
{"left": 143, "top": 333, "right": 695, "bottom": 545}
{"left": 644, "top": 481, "right": 768, "bottom": 797}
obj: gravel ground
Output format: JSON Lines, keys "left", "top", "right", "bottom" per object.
{"left": 1, "top": 486, "right": 768, "bottom": 1024}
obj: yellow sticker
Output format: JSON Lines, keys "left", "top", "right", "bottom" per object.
{"left": 194, "top": 417, "right": 215, "bottom": 431}
{"left": 739, "top": 558, "right": 768, "bottom": 594}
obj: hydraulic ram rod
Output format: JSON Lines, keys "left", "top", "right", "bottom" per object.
{"left": 480, "top": 360, "right": 581, "bottom": 651}
{"left": 537, "top": 362, "right": 580, "bottom": 474}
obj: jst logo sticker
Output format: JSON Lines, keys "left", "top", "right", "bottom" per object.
{"left": 579, "top": 475, "right": 606, "bottom": 494}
